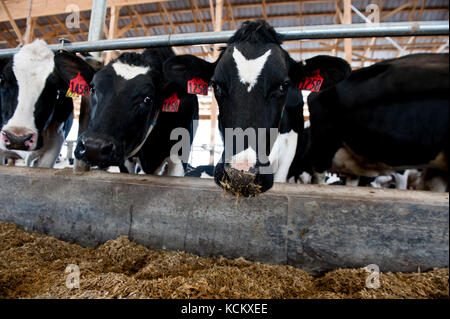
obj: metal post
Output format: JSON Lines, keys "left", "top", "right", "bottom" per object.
{"left": 88, "top": 0, "right": 108, "bottom": 57}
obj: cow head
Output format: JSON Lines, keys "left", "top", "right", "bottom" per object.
{"left": 164, "top": 20, "right": 350, "bottom": 196}
{"left": 0, "top": 40, "right": 94, "bottom": 152}
{"left": 72, "top": 47, "right": 176, "bottom": 169}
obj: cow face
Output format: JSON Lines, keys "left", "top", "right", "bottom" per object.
{"left": 164, "top": 20, "right": 350, "bottom": 196}
{"left": 73, "top": 48, "right": 174, "bottom": 168}
{"left": 0, "top": 40, "right": 93, "bottom": 152}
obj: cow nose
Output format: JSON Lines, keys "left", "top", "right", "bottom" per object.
{"left": 75, "top": 135, "right": 118, "bottom": 167}
{"left": 100, "top": 142, "right": 114, "bottom": 156}
{"left": 1, "top": 129, "right": 37, "bottom": 151}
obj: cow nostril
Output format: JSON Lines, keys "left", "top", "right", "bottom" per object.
{"left": 1, "top": 131, "right": 10, "bottom": 145}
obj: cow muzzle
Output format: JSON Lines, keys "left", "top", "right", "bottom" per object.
{"left": 1, "top": 127, "right": 37, "bottom": 151}
{"left": 75, "top": 134, "right": 122, "bottom": 168}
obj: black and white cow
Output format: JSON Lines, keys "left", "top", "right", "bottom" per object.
{"left": 71, "top": 47, "right": 199, "bottom": 175}
{"left": 164, "top": 20, "right": 350, "bottom": 195}
{"left": 0, "top": 40, "right": 95, "bottom": 168}
{"left": 298, "top": 53, "right": 449, "bottom": 191}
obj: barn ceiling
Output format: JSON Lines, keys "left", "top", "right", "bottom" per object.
{"left": 0, "top": 0, "right": 448, "bottom": 67}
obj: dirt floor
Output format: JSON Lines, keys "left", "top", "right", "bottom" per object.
{"left": 0, "top": 222, "right": 448, "bottom": 299}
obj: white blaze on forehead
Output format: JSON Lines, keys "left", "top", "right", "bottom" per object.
{"left": 6, "top": 39, "right": 55, "bottom": 132}
{"left": 232, "top": 47, "right": 271, "bottom": 92}
{"left": 112, "top": 61, "right": 150, "bottom": 80}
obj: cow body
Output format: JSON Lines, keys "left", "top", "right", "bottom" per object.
{"left": 74, "top": 48, "right": 198, "bottom": 175}
{"left": 0, "top": 40, "right": 88, "bottom": 168}
{"left": 301, "top": 53, "right": 448, "bottom": 191}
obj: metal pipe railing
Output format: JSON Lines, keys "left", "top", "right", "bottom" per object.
{"left": 0, "top": 21, "right": 448, "bottom": 57}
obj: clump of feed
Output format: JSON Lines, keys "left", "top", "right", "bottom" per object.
{"left": 219, "top": 167, "right": 262, "bottom": 198}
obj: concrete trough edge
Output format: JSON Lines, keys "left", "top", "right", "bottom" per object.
{"left": 0, "top": 166, "right": 448, "bottom": 274}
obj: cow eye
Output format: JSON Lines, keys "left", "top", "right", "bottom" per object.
{"left": 0, "top": 76, "right": 4, "bottom": 87}
{"left": 279, "top": 81, "right": 290, "bottom": 94}
{"left": 143, "top": 96, "right": 153, "bottom": 105}
{"left": 89, "top": 85, "right": 95, "bottom": 94}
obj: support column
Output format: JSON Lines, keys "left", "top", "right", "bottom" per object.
{"left": 105, "top": 5, "right": 120, "bottom": 63}
{"left": 209, "top": 0, "right": 223, "bottom": 166}
{"left": 88, "top": 0, "right": 108, "bottom": 57}
{"left": 23, "top": 0, "right": 33, "bottom": 44}
{"left": 343, "top": 0, "right": 352, "bottom": 66}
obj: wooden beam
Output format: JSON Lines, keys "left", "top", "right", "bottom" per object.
{"left": 52, "top": 15, "right": 81, "bottom": 42}
{"left": 130, "top": 4, "right": 150, "bottom": 36}
{"left": 343, "top": 0, "right": 352, "bottom": 64}
{"left": 0, "top": 0, "right": 24, "bottom": 44}
{"left": 2, "top": 0, "right": 448, "bottom": 23}
{"left": 2, "top": 6, "right": 448, "bottom": 42}
{"left": 160, "top": 1, "right": 177, "bottom": 34}
{"left": 189, "top": 0, "right": 199, "bottom": 32}
{"left": 0, "top": 0, "right": 173, "bottom": 22}
{"left": 209, "top": 0, "right": 216, "bottom": 29}
{"left": 105, "top": 5, "right": 120, "bottom": 63}
{"left": 210, "top": 0, "right": 223, "bottom": 166}
{"left": 380, "top": 0, "right": 416, "bottom": 22}
{"left": 0, "top": 27, "right": 17, "bottom": 47}
{"left": 23, "top": 0, "right": 33, "bottom": 44}
{"left": 262, "top": 0, "right": 268, "bottom": 20}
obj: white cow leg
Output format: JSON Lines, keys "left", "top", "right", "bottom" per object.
{"left": 124, "top": 158, "right": 138, "bottom": 174}
{"left": 167, "top": 156, "right": 185, "bottom": 177}
{"left": 299, "top": 172, "right": 312, "bottom": 184}
{"left": 393, "top": 171, "right": 409, "bottom": 190}
{"left": 345, "top": 175, "right": 360, "bottom": 187}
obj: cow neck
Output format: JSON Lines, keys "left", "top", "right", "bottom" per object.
{"left": 127, "top": 108, "right": 160, "bottom": 159}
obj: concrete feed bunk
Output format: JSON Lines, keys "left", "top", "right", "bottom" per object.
{"left": 0, "top": 166, "right": 448, "bottom": 275}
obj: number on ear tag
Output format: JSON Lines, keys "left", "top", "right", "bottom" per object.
{"left": 66, "top": 73, "right": 90, "bottom": 97}
{"left": 162, "top": 93, "right": 180, "bottom": 112}
{"left": 187, "top": 77, "right": 208, "bottom": 95}
{"left": 298, "top": 69, "right": 323, "bottom": 92}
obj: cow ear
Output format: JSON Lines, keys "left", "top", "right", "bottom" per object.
{"left": 291, "top": 55, "right": 351, "bottom": 92}
{"left": 54, "top": 51, "right": 97, "bottom": 84}
{"left": 163, "top": 54, "right": 216, "bottom": 91}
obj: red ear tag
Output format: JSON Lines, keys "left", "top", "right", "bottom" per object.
{"left": 66, "top": 73, "right": 90, "bottom": 98}
{"left": 162, "top": 93, "right": 180, "bottom": 112}
{"left": 187, "top": 77, "right": 208, "bottom": 95}
{"left": 298, "top": 69, "right": 323, "bottom": 92}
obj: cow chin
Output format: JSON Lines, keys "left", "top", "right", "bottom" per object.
{"left": 214, "top": 162, "right": 274, "bottom": 197}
